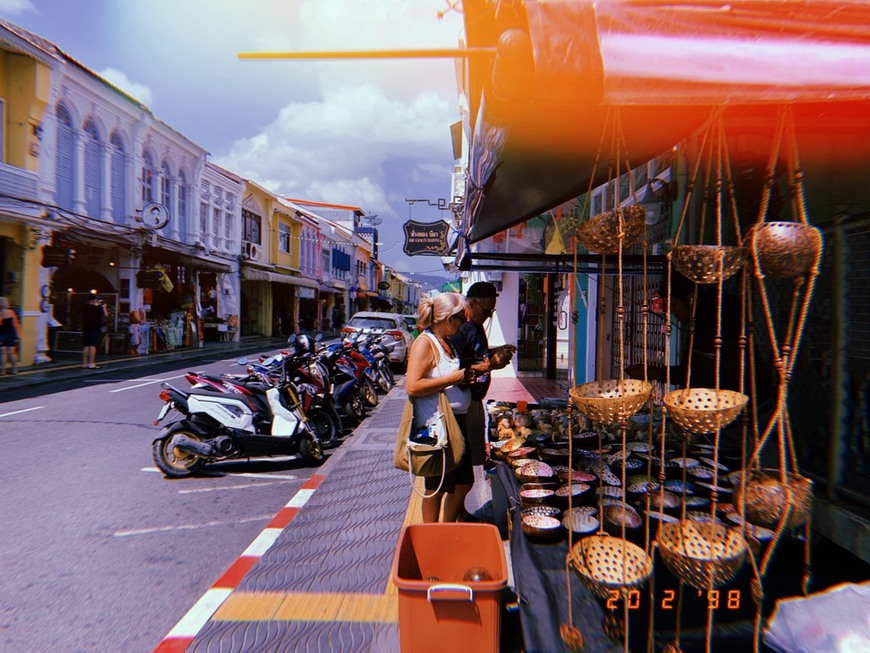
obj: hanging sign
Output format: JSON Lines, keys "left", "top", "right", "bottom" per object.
{"left": 402, "top": 220, "right": 451, "bottom": 256}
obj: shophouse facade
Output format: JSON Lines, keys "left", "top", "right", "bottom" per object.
{"left": 0, "top": 21, "right": 53, "bottom": 366}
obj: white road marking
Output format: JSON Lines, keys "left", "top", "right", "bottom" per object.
{"left": 241, "top": 528, "right": 284, "bottom": 557}
{"left": 0, "top": 406, "right": 45, "bottom": 418}
{"left": 140, "top": 467, "right": 298, "bottom": 480}
{"left": 286, "top": 488, "right": 315, "bottom": 508}
{"left": 164, "top": 588, "right": 233, "bottom": 638}
{"left": 178, "top": 480, "right": 294, "bottom": 494}
{"left": 113, "top": 514, "right": 273, "bottom": 538}
{"left": 110, "top": 373, "right": 188, "bottom": 393}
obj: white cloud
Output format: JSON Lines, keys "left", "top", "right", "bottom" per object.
{"left": 213, "top": 82, "right": 455, "bottom": 219}
{"left": 98, "top": 68, "right": 154, "bottom": 107}
{"left": 0, "top": 0, "right": 37, "bottom": 15}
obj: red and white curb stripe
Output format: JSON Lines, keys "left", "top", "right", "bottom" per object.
{"left": 154, "top": 474, "right": 326, "bottom": 653}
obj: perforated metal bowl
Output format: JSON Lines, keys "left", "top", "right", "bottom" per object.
{"left": 569, "top": 534, "right": 653, "bottom": 599}
{"left": 664, "top": 388, "right": 748, "bottom": 434}
{"left": 657, "top": 520, "right": 747, "bottom": 590}
{"left": 570, "top": 380, "right": 652, "bottom": 424}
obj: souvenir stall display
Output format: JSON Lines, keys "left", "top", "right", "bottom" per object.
{"left": 483, "top": 107, "right": 828, "bottom": 653}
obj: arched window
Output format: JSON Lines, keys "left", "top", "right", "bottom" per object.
{"left": 160, "top": 161, "right": 171, "bottom": 218}
{"left": 55, "top": 104, "right": 75, "bottom": 210}
{"left": 83, "top": 119, "right": 101, "bottom": 217}
{"left": 142, "top": 150, "right": 156, "bottom": 203}
{"left": 110, "top": 131, "right": 126, "bottom": 223}
{"left": 177, "top": 169, "right": 188, "bottom": 236}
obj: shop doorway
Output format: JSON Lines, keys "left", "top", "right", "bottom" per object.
{"left": 518, "top": 273, "right": 571, "bottom": 380}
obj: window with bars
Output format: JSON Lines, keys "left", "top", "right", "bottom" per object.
{"left": 279, "top": 223, "right": 291, "bottom": 253}
{"left": 242, "top": 209, "right": 262, "bottom": 244}
{"left": 224, "top": 212, "right": 232, "bottom": 240}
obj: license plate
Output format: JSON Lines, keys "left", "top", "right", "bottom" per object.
{"left": 155, "top": 403, "right": 172, "bottom": 423}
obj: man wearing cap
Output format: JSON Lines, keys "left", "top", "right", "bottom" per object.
{"left": 451, "top": 282, "right": 517, "bottom": 475}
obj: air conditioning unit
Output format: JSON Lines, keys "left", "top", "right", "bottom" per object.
{"left": 244, "top": 241, "right": 261, "bottom": 261}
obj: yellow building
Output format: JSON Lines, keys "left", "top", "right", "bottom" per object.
{"left": 0, "top": 25, "right": 53, "bottom": 366}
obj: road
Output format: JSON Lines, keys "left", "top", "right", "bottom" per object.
{"left": 0, "top": 355, "right": 329, "bottom": 652}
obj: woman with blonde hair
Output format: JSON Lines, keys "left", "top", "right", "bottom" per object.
{"left": 0, "top": 296, "right": 21, "bottom": 375}
{"left": 405, "top": 291, "right": 476, "bottom": 522}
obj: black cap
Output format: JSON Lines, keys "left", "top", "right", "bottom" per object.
{"left": 466, "top": 281, "right": 498, "bottom": 299}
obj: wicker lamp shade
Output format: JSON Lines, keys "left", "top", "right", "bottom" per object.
{"left": 732, "top": 469, "right": 813, "bottom": 530}
{"left": 747, "top": 221, "right": 822, "bottom": 278}
{"left": 575, "top": 206, "right": 646, "bottom": 254}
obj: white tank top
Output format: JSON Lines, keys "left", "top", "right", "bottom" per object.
{"left": 413, "top": 330, "right": 470, "bottom": 425}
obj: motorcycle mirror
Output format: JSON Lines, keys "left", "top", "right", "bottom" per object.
{"left": 315, "top": 333, "right": 323, "bottom": 342}
{"left": 288, "top": 334, "right": 297, "bottom": 344}
{"left": 237, "top": 358, "right": 249, "bottom": 365}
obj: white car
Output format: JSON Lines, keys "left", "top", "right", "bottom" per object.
{"left": 342, "top": 311, "right": 414, "bottom": 370}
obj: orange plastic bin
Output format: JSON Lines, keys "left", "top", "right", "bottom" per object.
{"left": 391, "top": 523, "right": 507, "bottom": 653}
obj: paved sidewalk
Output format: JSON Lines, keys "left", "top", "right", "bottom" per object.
{"left": 0, "top": 336, "right": 294, "bottom": 394}
{"left": 155, "top": 376, "right": 567, "bottom": 652}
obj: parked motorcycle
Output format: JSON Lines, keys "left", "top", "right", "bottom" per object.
{"left": 151, "top": 360, "right": 324, "bottom": 478}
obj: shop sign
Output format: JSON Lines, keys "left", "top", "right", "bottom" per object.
{"left": 402, "top": 220, "right": 451, "bottom": 256}
{"left": 377, "top": 281, "right": 390, "bottom": 291}
{"left": 297, "top": 287, "right": 316, "bottom": 299}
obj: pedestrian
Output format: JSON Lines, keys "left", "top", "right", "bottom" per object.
{"left": 0, "top": 296, "right": 21, "bottom": 375}
{"left": 405, "top": 291, "right": 474, "bottom": 523}
{"left": 81, "top": 295, "right": 108, "bottom": 369}
{"left": 127, "top": 310, "right": 142, "bottom": 356}
{"left": 451, "top": 281, "right": 516, "bottom": 474}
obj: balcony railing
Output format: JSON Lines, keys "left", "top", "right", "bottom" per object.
{"left": 0, "top": 162, "right": 39, "bottom": 202}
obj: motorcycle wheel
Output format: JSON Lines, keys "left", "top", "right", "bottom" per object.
{"left": 152, "top": 429, "right": 207, "bottom": 478}
{"left": 376, "top": 369, "right": 392, "bottom": 394}
{"left": 299, "top": 433, "right": 325, "bottom": 466}
{"left": 307, "top": 408, "right": 339, "bottom": 448}
{"left": 362, "top": 377, "right": 379, "bottom": 407}
{"left": 345, "top": 391, "right": 366, "bottom": 423}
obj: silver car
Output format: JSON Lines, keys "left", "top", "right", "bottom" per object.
{"left": 342, "top": 311, "right": 414, "bottom": 369}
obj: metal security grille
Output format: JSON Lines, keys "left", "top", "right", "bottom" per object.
{"left": 784, "top": 217, "right": 870, "bottom": 502}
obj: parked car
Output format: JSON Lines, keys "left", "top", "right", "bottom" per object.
{"left": 342, "top": 311, "right": 414, "bottom": 370}
{"left": 403, "top": 314, "right": 419, "bottom": 338}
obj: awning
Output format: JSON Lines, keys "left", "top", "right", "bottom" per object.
{"left": 240, "top": 268, "right": 321, "bottom": 288}
{"left": 460, "top": 0, "right": 870, "bottom": 243}
{"left": 319, "top": 285, "right": 343, "bottom": 294}
{"left": 179, "top": 254, "right": 233, "bottom": 273}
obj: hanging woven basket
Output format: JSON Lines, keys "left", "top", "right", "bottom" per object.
{"left": 671, "top": 245, "right": 747, "bottom": 284}
{"left": 569, "top": 380, "right": 652, "bottom": 425}
{"left": 663, "top": 388, "right": 748, "bottom": 434}
{"left": 568, "top": 533, "right": 653, "bottom": 599}
{"left": 747, "top": 222, "right": 822, "bottom": 278}
{"left": 732, "top": 469, "right": 813, "bottom": 530}
{"left": 576, "top": 206, "right": 646, "bottom": 254}
{"left": 657, "top": 520, "right": 747, "bottom": 590}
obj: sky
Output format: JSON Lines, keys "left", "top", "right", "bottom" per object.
{"left": 2, "top": 0, "right": 465, "bottom": 278}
